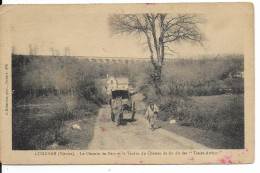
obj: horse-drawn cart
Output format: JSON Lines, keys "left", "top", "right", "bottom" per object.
{"left": 110, "top": 88, "right": 135, "bottom": 125}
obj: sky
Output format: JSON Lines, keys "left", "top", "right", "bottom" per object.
{"left": 10, "top": 5, "right": 246, "bottom": 58}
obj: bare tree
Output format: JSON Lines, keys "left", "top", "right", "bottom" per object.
{"left": 64, "top": 47, "right": 71, "bottom": 56}
{"left": 34, "top": 46, "right": 38, "bottom": 55}
{"left": 50, "top": 47, "right": 60, "bottom": 56}
{"left": 55, "top": 50, "right": 60, "bottom": 56}
{"left": 29, "top": 44, "right": 38, "bottom": 56}
{"left": 29, "top": 44, "right": 34, "bottom": 55}
{"left": 12, "top": 46, "right": 16, "bottom": 55}
{"left": 109, "top": 13, "right": 205, "bottom": 94}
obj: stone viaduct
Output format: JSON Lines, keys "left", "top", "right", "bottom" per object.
{"left": 75, "top": 56, "right": 176, "bottom": 64}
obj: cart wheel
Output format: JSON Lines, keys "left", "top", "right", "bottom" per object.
{"left": 117, "top": 113, "right": 123, "bottom": 126}
{"left": 131, "top": 101, "right": 135, "bottom": 121}
{"left": 119, "top": 114, "right": 123, "bottom": 124}
{"left": 111, "top": 112, "right": 115, "bottom": 122}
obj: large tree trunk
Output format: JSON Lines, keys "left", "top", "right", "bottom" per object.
{"left": 145, "top": 35, "right": 162, "bottom": 95}
{"left": 144, "top": 14, "right": 165, "bottom": 95}
{"left": 152, "top": 65, "right": 162, "bottom": 95}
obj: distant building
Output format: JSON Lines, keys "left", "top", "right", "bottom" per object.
{"left": 233, "top": 71, "right": 244, "bottom": 78}
{"left": 228, "top": 70, "right": 244, "bottom": 79}
{"left": 106, "top": 75, "right": 129, "bottom": 94}
{"left": 95, "top": 75, "right": 130, "bottom": 94}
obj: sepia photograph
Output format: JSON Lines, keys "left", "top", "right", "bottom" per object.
{"left": 12, "top": 11, "right": 245, "bottom": 150}
{"left": 0, "top": 3, "right": 254, "bottom": 164}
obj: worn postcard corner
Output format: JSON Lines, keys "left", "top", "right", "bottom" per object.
{"left": 0, "top": 3, "right": 254, "bottom": 164}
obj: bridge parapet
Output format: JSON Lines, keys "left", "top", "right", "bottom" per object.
{"left": 82, "top": 57, "right": 176, "bottom": 64}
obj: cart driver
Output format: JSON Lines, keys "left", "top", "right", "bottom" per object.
{"left": 112, "top": 96, "right": 123, "bottom": 126}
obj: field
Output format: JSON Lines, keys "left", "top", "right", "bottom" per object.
{"left": 157, "top": 94, "right": 244, "bottom": 149}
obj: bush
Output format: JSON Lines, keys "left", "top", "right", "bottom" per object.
{"left": 75, "top": 99, "right": 100, "bottom": 116}
{"left": 140, "top": 83, "right": 195, "bottom": 122}
{"left": 47, "top": 96, "right": 101, "bottom": 146}
{"left": 49, "top": 98, "right": 76, "bottom": 122}
{"left": 12, "top": 106, "right": 66, "bottom": 150}
{"left": 158, "top": 96, "right": 195, "bottom": 122}
{"left": 139, "top": 74, "right": 244, "bottom": 148}
{"left": 12, "top": 94, "right": 102, "bottom": 150}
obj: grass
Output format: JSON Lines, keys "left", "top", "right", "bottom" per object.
{"left": 46, "top": 115, "right": 97, "bottom": 150}
{"left": 157, "top": 120, "right": 239, "bottom": 149}
{"left": 12, "top": 95, "right": 99, "bottom": 150}
{"left": 158, "top": 94, "right": 244, "bottom": 149}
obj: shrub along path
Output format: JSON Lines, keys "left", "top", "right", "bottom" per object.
{"left": 87, "top": 94, "right": 208, "bottom": 150}
{"left": 45, "top": 94, "right": 241, "bottom": 150}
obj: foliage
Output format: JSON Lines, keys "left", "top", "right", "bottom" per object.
{"left": 12, "top": 95, "right": 99, "bottom": 150}
{"left": 136, "top": 54, "right": 244, "bottom": 146}
{"left": 12, "top": 54, "right": 244, "bottom": 149}
{"left": 12, "top": 55, "right": 107, "bottom": 149}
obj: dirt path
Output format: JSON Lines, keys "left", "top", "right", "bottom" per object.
{"left": 87, "top": 94, "right": 208, "bottom": 150}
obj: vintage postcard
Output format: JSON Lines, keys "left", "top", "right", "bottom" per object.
{"left": 0, "top": 3, "right": 254, "bottom": 164}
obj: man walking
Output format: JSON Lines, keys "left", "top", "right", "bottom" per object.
{"left": 145, "top": 102, "right": 159, "bottom": 131}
